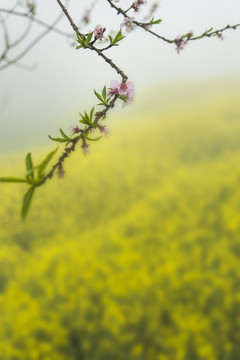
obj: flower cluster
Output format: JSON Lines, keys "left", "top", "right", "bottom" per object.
{"left": 107, "top": 80, "right": 135, "bottom": 107}
{"left": 98, "top": 125, "right": 110, "bottom": 136}
{"left": 175, "top": 35, "right": 188, "bottom": 54}
{"left": 149, "top": 3, "right": 158, "bottom": 16}
{"left": 217, "top": 32, "right": 224, "bottom": 40}
{"left": 143, "top": 2, "right": 158, "bottom": 21}
{"left": 174, "top": 31, "right": 193, "bottom": 53}
{"left": 70, "top": 125, "right": 82, "bottom": 135}
{"left": 93, "top": 24, "right": 105, "bottom": 41}
{"left": 121, "top": 17, "right": 136, "bottom": 32}
{"left": 132, "top": 0, "right": 147, "bottom": 12}
{"left": 82, "top": 9, "right": 90, "bottom": 24}
{"left": 81, "top": 139, "right": 89, "bottom": 155}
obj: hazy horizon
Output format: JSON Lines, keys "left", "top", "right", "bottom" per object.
{"left": 0, "top": 0, "right": 240, "bottom": 153}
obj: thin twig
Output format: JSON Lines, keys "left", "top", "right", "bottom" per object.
{"left": 38, "top": 94, "right": 119, "bottom": 186}
{"left": 106, "top": 0, "right": 240, "bottom": 44}
{"left": 0, "top": 8, "right": 72, "bottom": 38}
{"left": 32, "top": 0, "right": 130, "bottom": 185}
{"left": 56, "top": 0, "right": 128, "bottom": 81}
{"left": 0, "top": 11, "right": 64, "bottom": 71}
{"left": 11, "top": 16, "right": 33, "bottom": 48}
{"left": 0, "top": 13, "right": 10, "bottom": 60}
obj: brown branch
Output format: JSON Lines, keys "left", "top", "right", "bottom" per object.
{"left": 38, "top": 94, "right": 119, "bottom": 186}
{"left": 32, "top": 0, "right": 130, "bottom": 186}
{"left": 55, "top": 0, "right": 128, "bottom": 82}
{"left": 189, "top": 24, "right": 240, "bottom": 41}
{"left": 106, "top": 0, "right": 240, "bottom": 45}
{"left": 0, "top": 0, "right": 128, "bottom": 186}
{"left": 38, "top": 138, "right": 79, "bottom": 186}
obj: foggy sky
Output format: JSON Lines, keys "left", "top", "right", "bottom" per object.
{"left": 0, "top": 0, "right": 240, "bottom": 152}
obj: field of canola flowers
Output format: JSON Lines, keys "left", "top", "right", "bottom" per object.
{"left": 1, "top": 79, "right": 240, "bottom": 359}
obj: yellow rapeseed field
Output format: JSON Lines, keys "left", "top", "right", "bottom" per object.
{"left": 0, "top": 79, "right": 240, "bottom": 359}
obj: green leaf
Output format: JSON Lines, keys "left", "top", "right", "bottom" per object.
{"left": 0, "top": 177, "right": 27, "bottom": 183}
{"left": 89, "top": 107, "right": 94, "bottom": 121}
{"left": 79, "top": 110, "right": 93, "bottom": 126}
{"left": 59, "top": 129, "right": 70, "bottom": 140}
{"left": 76, "top": 32, "right": 93, "bottom": 49}
{"left": 76, "top": 33, "right": 86, "bottom": 49}
{"left": 37, "top": 147, "right": 58, "bottom": 178}
{"left": 85, "top": 32, "right": 93, "bottom": 45}
{"left": 111, "top": 30, "right": 125, "bottom": 46}
{"left": 102, "top": 85, "right": 107, "bottom": 100}
{"left": 21, "top": 186, "right": 35, "bottom": 220}
{"left": 94, "top": 89, "right": 104, "bottom": 103}
{"left": 205, "top": 27, "right": 213, "bottom": 33}
{"left": 76, "top": 44, "right": 84, "bottom": 49}
{"left": 149, "top": 18, "right": 162, "bottom": 25}
{"left": 79, "top": 119, "right": 89, "bottom": 125}
{"left": 48, "top": 135, "right": 68, "bottom": 143}
{"left": 76, "top": 32, "right": 83, "bottom": 42}
{"left": 25, "top": 153, "right": 34, "bottom": 179}
{"left": 118, "top": 94, "right": 127, "bottom": 101}
{"left": 94, "top": 89, "right": 107, "bottom": 106}
{"left": 86, "top": 136, "right": 102, "bottom": 141}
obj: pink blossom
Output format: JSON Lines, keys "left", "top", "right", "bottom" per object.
{"left": 82, "top": 9, "right": 90, "bottom": 24}
{"left": 93, "top": 24, "right": 105, "bottom": 41}
{"left": 217, "top": 32, "right": 224, "bottom": 40}
{"left": 107, "top": 80, "right": 121, "bottom": 97}
{"left": 81, "top": 140, "right": 89, "bottom": 155}
{"left": 150, "top": 3, "right": 158, "bottom": 15}
{"left": 132, "top": 0, "right": 147, "bottom": 12}
{"left": 119, "top": 81, "right": 135, "bottom": 97}
{"left": 175, "top": 35, "right": 188, "bottom": 54}
{"left": 107, "top": 80, "right": 135, "bottom": 107}
{"left": 123, "top": 81, "right": 135, "bottom": 107}
{"left": 70, "top": 125, "right": 81, "bottom": 135}
{"left": 143, "top": 3, "right": 158, "bottom": 22}
{"left": 118, "top": 82, "right": 129, "bottom": 95}
{"left": 89, "top": 127, "right": 95, "bottom": 135}
{"left": 143, "top": 24, "right": 150, "bottom": 30}
{"left": 98, "top": 125, "right": 110, "bottom": 136}
{"left": 121, "top": 17, "right": 136, "bottom": 32}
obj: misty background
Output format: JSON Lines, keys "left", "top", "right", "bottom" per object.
{"left": 1, "top": 3, "right": 240, "bottom": 358}
{"left": 0, "top": 0, "right": 240, "bottom": 153}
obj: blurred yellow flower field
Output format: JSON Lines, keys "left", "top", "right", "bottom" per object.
{"left": 0, "top": 79, "right": 240, "bottom": 359}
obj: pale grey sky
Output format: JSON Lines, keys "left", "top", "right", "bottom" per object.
{"left": 0, "top": 0, "right": 240, "bottom": 152}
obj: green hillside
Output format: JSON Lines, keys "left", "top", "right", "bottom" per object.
{"left": 1, "top": 78, "right": 240, "bottom": 359}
